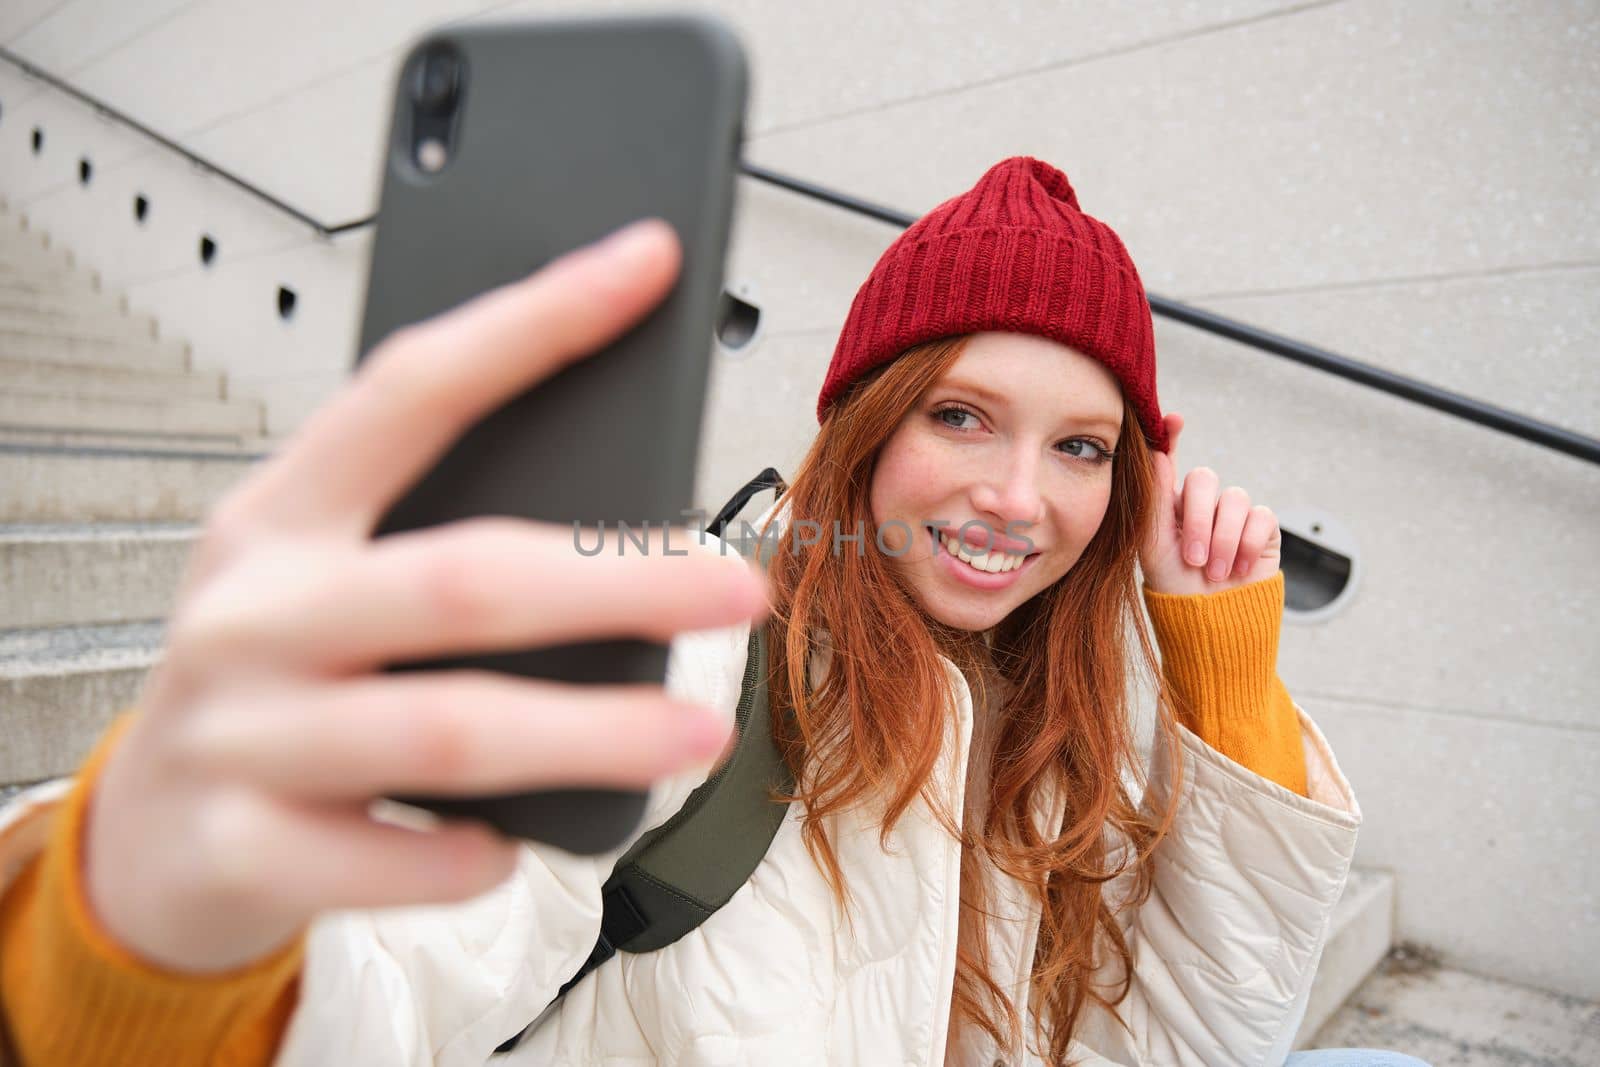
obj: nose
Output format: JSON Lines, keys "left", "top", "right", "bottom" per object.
{"left": 970, "top": 449, "right": 1045, "bottom": 532}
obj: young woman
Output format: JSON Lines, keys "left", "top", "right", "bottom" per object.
{"left": 0, "top": 157, "right": 1426, "bottom": 1066}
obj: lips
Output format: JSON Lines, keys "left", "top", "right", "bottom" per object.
{"left": 925, "top": 526, "right": 1038, "bottom": 589}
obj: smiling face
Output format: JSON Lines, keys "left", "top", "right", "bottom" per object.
{"left": 868, "top": 331, "right": 1126, "bottom": 633}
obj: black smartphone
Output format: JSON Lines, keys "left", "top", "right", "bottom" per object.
{"left": 354, "top": 14, "right": 748, "bottom": 853}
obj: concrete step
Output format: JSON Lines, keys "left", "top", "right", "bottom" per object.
{"left": 0, "top": 621, "right": 163, "bottom": 783}
{"left": 0, "top": 306, "right": 158, "bottom": 339}
{"left": 0, "top": 246, "right": 77, "bottom": 268}
{"left": 0, "top": 288, "right": 128, "bottom": 319}
{"left": 0, "top": 357, "right": 223, "bottom": 401}
{"left": 0, "top": 522, "right": 197, "bottom": 629}
{"left": 0, "top": 262, "right": 91, "bottom": 286}
{"left": 0, "top": 247, "right": 74, "bottom": 273}
{"left": 0, "top": 316, "right": 172, "bottom": 348}
{"left": 0, "top": 440, "right": 266, "bottom": 522}
{"left": 0, "top": 426, "right": 274, "bottom": 448}
{"left": 0, "top": 272, "right": 101, "bottom": 297}
{"left": 1308, "top": 946, "right": 1600, "bottom": 1065}
{"left": 0, "top": 389, "right": 263, "bottom": 440}
{"left": 1295, "top": 867, "right": 1396, "bottom": 1048}
{"left": 0, "top": 229, "right": 51, "bottom": 257}
{"left": 0, "top": 330, "right": 189, "bottom": 372}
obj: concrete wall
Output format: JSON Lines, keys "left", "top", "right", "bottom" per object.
{"left": 2, "top": 0, "right": 1596, "bottom": 998}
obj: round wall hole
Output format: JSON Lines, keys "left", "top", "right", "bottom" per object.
{"left": 31, "top": 127, "right": 43, "bottom": 154}
{"left": 133, "top": 195, "right": 149, "bottom": 223}
{"left": 715, "top": 285, "right": 763, "bottom": 358}
{"left": 277, "top": 286, "right": 297, "bottom": 320}
{"left": 79, "top": 158, "right": 92, "bottom": 185}
{"left": 1277, "top": 508, "right": 1359, "bottom": 623}
{"left": 199, "top": 235, "right": 217, "bottom": 266}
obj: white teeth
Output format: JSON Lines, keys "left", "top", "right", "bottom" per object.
{"left": 939, "top": 532, "right": 1026, "bottom": 574}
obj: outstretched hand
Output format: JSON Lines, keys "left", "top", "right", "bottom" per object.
{"left": 1138, "top": 412, "right": 1282, "bottom": 597}
{"left": 83, "top": 218, "right": 769, "bottom": 975}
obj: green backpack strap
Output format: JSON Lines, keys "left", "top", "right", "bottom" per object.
{"left": 495, "top": 473, "right": 791, "bottom": 1055}
{"left": 589, "top": 610, "right": 789, "bottom": 948}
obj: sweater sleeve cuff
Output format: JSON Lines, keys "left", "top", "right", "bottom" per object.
{"left": 1141, "top": 572, "right": 1308, "bottom": 797}
{"left": 0, "top": 709, "right": 306, "bottom": 1067}
{"left": 1141, "top": 571, "right": 1285, "bottom": 716}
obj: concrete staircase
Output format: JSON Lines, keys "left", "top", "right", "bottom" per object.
{"left": 0, "top": 201, "right": 270, "bottom": 787}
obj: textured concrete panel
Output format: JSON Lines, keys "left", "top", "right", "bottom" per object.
{"left": 8, "top": 0, "right": 195, "bottom": 77}
{"left": 183, "top": 59, "right": 396, "bottom": 227}
{"left": 747, "top": 0, "right": 1600, "bottom": 295}
{"left": 1305, "top": 694, "right": 1600, "bottom": 999}
{"left": 483, "top": 0, "right": 1309, "bottom": 136}
{"left": 696, "top": 332, "right": 834, "bottom": 515}
{"left": 0, "top": 0, "right": 61, "bottom": 44}
{"left": 59, "top": 0, "right": 481, "bottom": 146}
{"left": 1181, "top": 266, "right": 1598, "bottom": 443}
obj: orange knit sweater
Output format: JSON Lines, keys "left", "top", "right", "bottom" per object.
{"left": 0, "top": 572, "right": 1304, "bottom": 1066}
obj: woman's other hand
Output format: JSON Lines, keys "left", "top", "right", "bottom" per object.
{"left": 1137, "top": 412, "right": 1283, "bottom": 596}
{"left": 82, "top": 218, "right": 770, "bottom": 975}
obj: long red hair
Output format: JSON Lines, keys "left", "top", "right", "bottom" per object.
{"left": 756, "top": 334, "right": 1187, "bottom": 1063}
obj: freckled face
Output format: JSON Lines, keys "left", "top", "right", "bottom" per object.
{"left": 868, "top": 332, "right": 1125, "bottom": 633}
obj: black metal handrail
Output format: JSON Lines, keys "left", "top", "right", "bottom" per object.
{"left": 5, "top": 48, "right": 1594, "bottom": 466}
{"left": 1, "top": 47, "right": 373, "bottom": 238}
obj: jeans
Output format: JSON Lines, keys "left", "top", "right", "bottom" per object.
{"left": 1285, "top": 1050, "right": 1432, "bottom": 1066}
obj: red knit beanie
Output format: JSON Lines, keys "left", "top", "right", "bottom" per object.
{"left": 817, "top": 155, "right": 1169, "bottom": 453}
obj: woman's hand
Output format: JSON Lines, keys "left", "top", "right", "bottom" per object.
{"left": 1137, "top": 412, "right": 1282, "bottom": 597}
{"left": 83, "top": 218, "right": 770, "bottom": 975}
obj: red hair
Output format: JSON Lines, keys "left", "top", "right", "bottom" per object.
{"left": 759, "top": 335, "right": 1186, "bottom": 1063}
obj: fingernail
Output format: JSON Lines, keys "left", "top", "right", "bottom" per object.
{"left": 596, "top": 218, "right": 670, "bottom": 262}
{"left": 1208, "top": 559, "right": 1226, "bottom": 581}
{"left": 1186, "top": 541, "right": 1207, "bottom": 566}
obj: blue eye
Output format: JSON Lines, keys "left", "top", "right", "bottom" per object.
{"left": 1057, "top": 439, "right": 1112, "bottom": 462}
{"left": 936, "top": 406, "right": 978, "bottom": 430}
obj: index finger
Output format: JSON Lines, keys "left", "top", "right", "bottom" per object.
{"left": 241, "top": 218, "right": 682, "bottom": 536}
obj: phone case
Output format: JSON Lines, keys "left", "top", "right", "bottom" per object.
{"left": 355, "top": 14, "right": 747, "bottom": 852}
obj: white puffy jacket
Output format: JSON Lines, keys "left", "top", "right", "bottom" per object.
{"left": 0, "top": 502, "right": 1361, "bottom": 1067}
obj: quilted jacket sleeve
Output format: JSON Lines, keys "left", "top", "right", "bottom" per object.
{"left": 1076, "top": 704, "right": 1362, "bottom": 1067}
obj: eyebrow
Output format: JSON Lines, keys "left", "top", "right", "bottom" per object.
{"left": 939, "top": 376, "right": 1123, "bottom": 437}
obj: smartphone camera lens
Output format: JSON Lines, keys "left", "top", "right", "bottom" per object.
{"left": 412, "top": 45, "right": 462, "bottom": 115}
